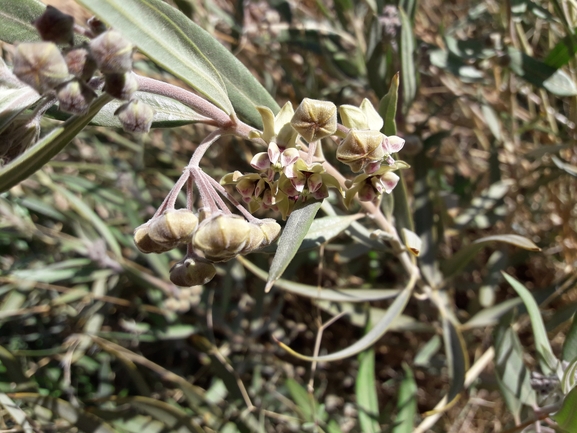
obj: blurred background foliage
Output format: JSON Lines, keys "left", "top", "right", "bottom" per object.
{"left": 1, "top": 0, "right": 577, "bottom": 431}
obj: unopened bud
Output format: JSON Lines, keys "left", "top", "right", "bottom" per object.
{"left": 169, "top": 258, "right": 216, "bottom": 286}
{"left": 87, "top": 16, "right": 107, "bottom": 36}
{"left": 336, "top": 129, "right": 385, "bottom": 172}
{"left": 133, "top": 224, "right": 177, "bottom": 254}
{"left": 148, "top": 209, "right": 198, "bottom": 245}
{"left": 104, "top": 72, "right": 138, "bottom": 100}
{"left": 115, "top": 99, "right": 154, "bottom": 133}
{"left": 291, "top": 98, "right": 337, "bottom": 142}
{"left": 193, "top": 214, "right": 251, "bottom": 262}
{"left": 33, "top": 6, "right": 75, "bottom": 45}
{"left": 64, "top": 46, "right": 97, "bottom": 81}
{"left": 57, "top": 79, "right": 96, "bottom": 114}
{"left": 13, "top": 42, "right": 70, "bottom": 94}
{"left": 90, "top": 30, "right": 134, "bottom": 74}
{"left": 258, "top": 219, "right": 282, "bottom": 247}
{"left": 241, "top": 223, "right": 266, "bottom": 254}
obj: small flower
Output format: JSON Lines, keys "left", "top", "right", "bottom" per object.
{"left": 57, "top": 79, "right": 96, "bottom": 115}
{"left": 336, "top": 129, "right": 385, "bottom": 173}
{"left": 250, "top": 102, "right": 298, "bottom": 148}
{"left": 344, "top": 165, "right": 406, "bottom": 207}
{"left": 33, "top": 6, "right": 75, "bottom": 45}
{"left": 282, "top": 159, "right": 341, "bottom": 201}
{"left": 13, "top": 42, "right": 70, "bottom": 94}
{"left": 90, "top": 30, "right": 134, "bottom": 74}
{"left": 115, "top": 99, "right": 155, "bottom": 133}
{"left": 193, "top": 213, "right": 252, "bottom": 262}
{"left": 339, "top": 98, "right": 384, "bottom": 132}
{"left": 250, "top": 142, "right": 300, "bottom": 180}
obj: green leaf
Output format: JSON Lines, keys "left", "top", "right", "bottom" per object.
{"left": 495, "top": 324, "right": 537, "bottom": 414}
{"left": 562, "top": 313, "right": 577, "bottom": 362}
{"left": 399, "top": 7, "right": 417, "bottom": 114}
{"left": 502, "top": 272, "right": 556, "bottom": 374}
{"left": 76, "top": 0, "right": 232, "bottom": 115}
{"left": 507, "top": 47, "right": 577, "bottom": 97}
{"left": 356, "top": 348, "right": 380, "bottom": 433}
{"left": 262, "top": 213, "right": 363, "bottom": 253}
{"left": 0, "top": 393, "right": 33, "bottom": 433}
{"left": 392, "top": 364, "right": 417, "bottom": 433}
{"left": 0, "top": 93, "right": 113, "bottom": 193}
{"left": 0, "top": 0, "right": 45, "bottom": 44}
{"left": 378, "top": 72, "right": 399, "bottom": 136}
{"left": 77, "top": 0, "right": 279, "bottom": 126}
{"left": 90, "top": 90, "right": 211, "bottom": 128}
{"left": 240, "top": 255, "right": 402, "bottom": 302}
{"left": 285, "top": 378, "right": 314, "bottom": 422}
{"left": 277, "top": 275, "right": 415, "bottom": 361}
{"left": 265, "top": 201, "right": 322, "bottom": 292}
{"left": 442, "top": 234, "right": 540, "bottom": 279}
{"left": 442, "top": 317, "right": 467, "bottom": 404}
{"left": 462, "top": 298, "right": 523, "bottom": 330}
{"left": 552, "top": 386, "right": 577, "bottom": 431}
{"left": 453, "top": 180, "right": 513, "bottom": 229}
{"left": 0, "top": 66, "right": 41, "bottom": 134}
{"left": 561, "top": 359, "right": 577, "bottom": 394}
{"left": 545, "top": 32, "right": 577, "bottom": 69}
{"left": 15, "top": 393, "right": 116, "bottom": 433}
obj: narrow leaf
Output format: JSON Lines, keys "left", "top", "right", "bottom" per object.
{"left": 76, "top": 0, "right": 232, "bottom": 115}
{"left": 552, "top": 386, "right": 577, "bottom": 430}
{"left": 462, "top": 298, "right": 523, "bottom": 330}
{"left": 0, "top": 76, "right": 41, "bottom": 134}
{"left": 262, "top": 213, "right": 363, "bottom": 253}
{"left": 0, "top": 393, "right": 33, "bottom": 433}
{"left": 399, "top": 7, "right": 417, "bottom": 114}
{"left": 392, "top": 364, "right": 417, "bottom": 433}
{"left": 453, "top": 180, "right": 513, "bottom": 229}
{"left": 13, "top": 393, "right": 116, "bottom": 433}
{"left": 0, "top": 93, "right": 113, "bottom": 193}
{"left": 277, "top": 275, "right": 415, "bottom": 361}
{"left": 285, "top": 379, "right": 314, "bottom": 422}
{"left": 442, "top": 234, "right": 540, "bottom": 279}
{"left": 356, "top": 348, "right": 380, "bottom": 433}
{"left": 442, "top": 317, "right": 468, "bottom": 404}
{"left": 562, "top": 313, "right": 577, "bottom": 362}
{"left": 507, "top": 47, "right": 577, "bottom": 96}
{"left": 502, "top": 272, "right": 556, "bottom": 374}
{"left": 265, "top": 201, "right": 322, "bottom": 292}
{"left": 0, "top": 0, "right": 45, "bottom": 44}
{"left": 378, "top": 72, "right": 399, "bottom": 136}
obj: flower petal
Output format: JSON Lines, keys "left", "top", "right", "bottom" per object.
{"left": 250, "top": 152, "right": 271, "bottom": 170}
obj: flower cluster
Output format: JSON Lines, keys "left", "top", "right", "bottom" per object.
{"left": 11, "top": 6, "right": 153, "bottom": 132}
{"left": 223, "top": 97, "right": 407, "bottom": 217}
{"left": 134, "top": 208, "right": 281, "bottom": 287}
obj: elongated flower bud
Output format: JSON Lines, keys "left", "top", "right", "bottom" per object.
{"left": 169, "top": 258, "right": 216, "bottom": 287}
{"left": 90, "top": 30, "right": 134, "bottom": 74}
{"left": 104, "top": 72, "right": 138, "bottom": 100}
{"left": 115, "top": 99, "right": 154, "bottom": 133}
{"left": 148, "top": 209, "right": 198, "bottom": 245}
{"left": 193, "top": 214, "right": 251, "bottom": 262}
{"left": 13, "top": 42, "right": 69, "bottom": 93}
{"left": 291, "top": 98, "right": 337, "bottom": 142}
{"left": 258, "top": 219, "right": 281, "bottom": 247}
{"left": 133, "top": 224, "right": 177, "bottom": 254}
{"left": 57, "top": 79, "right": 96, "bottom": 114}
{"left": 34, "top": 6, "right": 75, "bottom": 45}
{"left": 64, "top": 46, "right": 97, "bottom": 82}
{"left": 336, "top": 129, "right": 385, "bottom": 172}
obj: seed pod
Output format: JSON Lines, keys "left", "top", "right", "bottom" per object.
{"left": 336, "top": 129, "right": 385, "bottom": 173}
{"left": 57, "top": 79, "right": 96, "bottom": 114}
{"left": 33, "top": 6, "right": 75, "bottom": 45}
{"left": 104, "top": 72, "right": 138, "bottom": 100}
{"left": 169, "top": 257, "right": 216, "bottom": 287}
{"left": 64, "top": 46, "right": 97, "bottom": 81}
{"left": 133, "top": 224, "right": 177, "bottom": 254}
{"left": 148, "top": 209, "right": 198, "bottom": 245}
{"left": 115, "top": 99, "right": 154, "bottom": 133}
{"left": 258, "top": 219, "right": 281, "bottom": 247}
{"left": 291, "top": 98, "right": 337, "bottom": 142}
{"left": 13, "top": 42, "right": 70, "bottom": 94}
{"left": 90, "top": 30, "right": 134, "bottom": 74}
{"left": 193, "top": 214, "right": 251, "bottom": 262}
